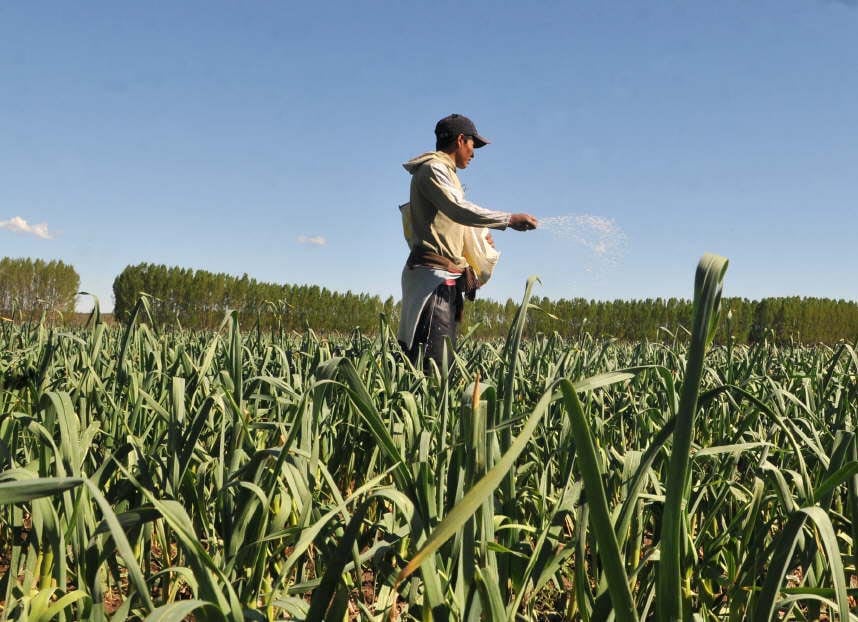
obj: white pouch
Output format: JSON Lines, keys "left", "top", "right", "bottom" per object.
{"left": 463, "top": 227, "right": 500, "bottom": 284}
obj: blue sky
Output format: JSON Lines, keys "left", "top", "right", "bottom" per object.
{"left": 1, "top": 1, "right": 856, "bottom": 312}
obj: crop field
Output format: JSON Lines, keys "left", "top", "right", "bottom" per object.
{"left": 2, "top": 256, "right": 858, "bottom": 621}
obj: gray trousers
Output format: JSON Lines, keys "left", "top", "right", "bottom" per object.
{"left": 400, "top": 282, "right": 460, "bottom": 370}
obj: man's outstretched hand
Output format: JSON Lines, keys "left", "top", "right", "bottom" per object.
{"left": 508, "top": 213, "right": 538, "bottom": 231}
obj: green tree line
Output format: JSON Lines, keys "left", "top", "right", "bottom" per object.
{"left": 112, "top": 262, "right": 396, "bottom": 334}
{"left": 112, "top": 262, "right": 858, "bottom": 344}
{"left": 0, "top": 256, "right": 79, "bottom": 320}
{"left": 4, "top": 256, "right": 856, "bottom": 343}
{"left": 466, "top": 295, "right": 858, "bottom": 344}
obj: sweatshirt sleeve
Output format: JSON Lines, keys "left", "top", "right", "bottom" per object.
{"left": 419, "top": 162, "right": 511, "bottom": 229}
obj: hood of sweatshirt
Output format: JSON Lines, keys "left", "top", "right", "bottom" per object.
{"left": 402, "top": 151, "right": 455, "bottom": 175}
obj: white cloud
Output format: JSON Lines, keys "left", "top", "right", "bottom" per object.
{"left": 0, "top": 216, "right": 54, "bottom": 240}
{"left": 297, "top": 235, "right": 326, "bottom": 246}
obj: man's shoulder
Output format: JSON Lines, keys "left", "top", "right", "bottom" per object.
{"left": 419, "top": 158, "right": 457, "bottom": 183}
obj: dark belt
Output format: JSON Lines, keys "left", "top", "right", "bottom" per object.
{"left": 406, "top": 249, "right": 480, "bottom": 302}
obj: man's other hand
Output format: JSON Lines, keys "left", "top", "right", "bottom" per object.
{"left": 508, "top": 214, "right": 538, "bottom": 231}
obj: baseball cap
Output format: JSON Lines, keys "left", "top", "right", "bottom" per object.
{"left": 434, "top": 114, "right": 491, "bottom": 148}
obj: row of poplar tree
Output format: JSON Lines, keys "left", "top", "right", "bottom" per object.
{"left": 3, "top": 256, "right": 858, "bottom": 343}
{"left": 0, "top": 257, "right": 80, "bottom": 320}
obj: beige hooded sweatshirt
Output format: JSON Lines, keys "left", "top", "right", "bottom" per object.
{"left": 401, "top": 151, "right": 511, "bottom": 269}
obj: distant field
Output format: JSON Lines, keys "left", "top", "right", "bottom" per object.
{"left": 2, "top": 258, "right": 858, "bottom": 620}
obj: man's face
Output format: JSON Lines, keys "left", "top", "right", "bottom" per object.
{"left": 453, "top": 134, "right": 475, "bottom": 169}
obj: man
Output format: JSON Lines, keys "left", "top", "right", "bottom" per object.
{"left": 397, "top": 113, "right": 538, "bottom": 369}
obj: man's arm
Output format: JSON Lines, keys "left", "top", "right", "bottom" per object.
{"left": 420, "top": 162, "right": 511, "bottom": 228}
